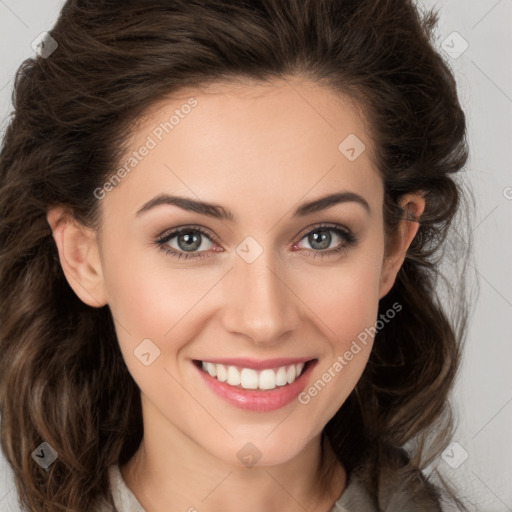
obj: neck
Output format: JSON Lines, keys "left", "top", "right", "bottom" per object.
{"left": 121, "top": 413, "right": 346, "bottom": 512}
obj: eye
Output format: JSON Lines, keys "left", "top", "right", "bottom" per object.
{"left": 156, "top": 226, "right": 219, "bottom": 260}
{"left": 155, "top": 223, "right": 358, "bottom": 261}
{"left": 293, "top": 224, "right": 357, "bottom": 257}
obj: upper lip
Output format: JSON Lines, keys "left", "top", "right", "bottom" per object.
{"left": 195, "top": 357, "right": 315, "bottom": 370}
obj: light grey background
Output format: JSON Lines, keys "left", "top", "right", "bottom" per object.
{"left": 0, "top": 1, "right": 511, "bottom": 510}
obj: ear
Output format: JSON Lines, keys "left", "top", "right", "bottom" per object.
{"left": 378, "top": 192, "right": 425, "bottom": 299}
{"left": 46, "top": 207, "right": 108, "bottom": 307}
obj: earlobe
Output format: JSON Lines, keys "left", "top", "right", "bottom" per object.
{"left": 46, "top": 207, "right": 108, "bottom": 308}
{"left": 378, "top": 192, "right": 426, "bottom": 299}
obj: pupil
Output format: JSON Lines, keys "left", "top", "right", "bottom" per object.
{"left": 178, "top": 232, "right": 201, "bottom": 251}
{"left": 309, "top": 230, "right": 331, "bottom": 250}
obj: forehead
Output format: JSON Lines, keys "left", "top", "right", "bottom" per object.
{"left": 103, "top": 77, "right": 383, "bottom": 219}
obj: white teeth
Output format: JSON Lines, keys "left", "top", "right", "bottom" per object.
{"left": 259, "top": 369, "right": 276, "bottom": 390}
{"left": 240, "top": 368, "right": 259, "bottom": 389}
{"left": 227, "top": 366, "right": 241, "bottom": 386}
{"left": 216, "top": 364, "right": 227, "bottom": 383}
{"left": 200, "top": 361, "right": 308, "bottom": 391}
{"left": 286, "top": 365, "right": 296, "bottom": 384}
{"left": 275, "top": 366, "right": 288, "bottom": 386}
{"left": 206, "top": 362, "right": 217, "bottom": 377}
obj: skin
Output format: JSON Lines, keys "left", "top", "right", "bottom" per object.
{"left": 47, "top": 77, "right": 424, "bottom": 512}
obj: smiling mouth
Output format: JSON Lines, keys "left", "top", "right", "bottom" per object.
{"left": 194, "top": 360, "right": 314, "bottom": 391}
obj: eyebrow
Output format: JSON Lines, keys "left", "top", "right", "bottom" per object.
{"left": 135, "top": 191, "right": 370, "bottom": 220}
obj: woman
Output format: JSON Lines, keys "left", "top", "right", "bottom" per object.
{"left": 0, "top": 0, "right": 471, "bottom": 510}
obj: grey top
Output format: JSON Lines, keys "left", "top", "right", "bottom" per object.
{"left": 97, "top": 464, "right": 378, "bottom": 511}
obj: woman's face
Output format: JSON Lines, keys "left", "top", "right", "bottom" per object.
{"left": 70, "top": 78, "right": 401, "bottom": 467}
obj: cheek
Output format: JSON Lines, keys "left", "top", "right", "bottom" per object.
{"left": 102, "top": 242, "right": 216, "bottom": 338}
{"left": 293, "top": 247, "right": 383, "bottom": 350}
{"left": 291, "top": 247, "right": 383, "bottom": 417}
{"left": 104, "top": 259, "right": 209, "bottom": 412}
{"left": 101, "top": 244, "right": 229, "bottom": 395}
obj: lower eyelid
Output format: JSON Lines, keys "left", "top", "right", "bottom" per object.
{"left": 156, "top": 235, "right": 215, "bottom": 258}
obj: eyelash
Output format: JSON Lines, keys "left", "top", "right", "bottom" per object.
{"left": 155, "top": 223, "right": 358, "bottom": 261}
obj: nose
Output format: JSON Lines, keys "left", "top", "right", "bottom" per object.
{"left": 220, "top": 253, "right": 300, "bottom": 346}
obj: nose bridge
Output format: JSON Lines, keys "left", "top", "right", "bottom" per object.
{"left": 221, "top": 249, "right": 299, "bottom": 344}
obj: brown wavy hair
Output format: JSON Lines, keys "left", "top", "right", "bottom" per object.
{"left": 0, "top": 0, "right": 472, "bottom": 510}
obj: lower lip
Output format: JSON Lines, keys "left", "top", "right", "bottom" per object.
{"left": 194, "top": 360, "right": 317, "bottom": 412}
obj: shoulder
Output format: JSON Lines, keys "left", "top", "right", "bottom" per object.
{"left": 331, "top": 472, "right": 378, "bottom": 512}
{"left": 108, "top": 464, "right": 145, "bottom": 511}
{"left": 331, "top": 470, "right": 441, "bottom": 512}
{"left": 87, "top": 467, "right": 116, "bottom": 512}
{"left": 98, "top": 464, "right": 440, "bottom": 512}
{"left": 89, "top": 465, "right": 144, "bottom": 512}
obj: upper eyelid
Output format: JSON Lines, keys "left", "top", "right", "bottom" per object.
{"left": 294, "top": 223, "right": 352, "bottom": 240}
{"left": 156, "top": 224, "right": 218, "bottom": 242}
